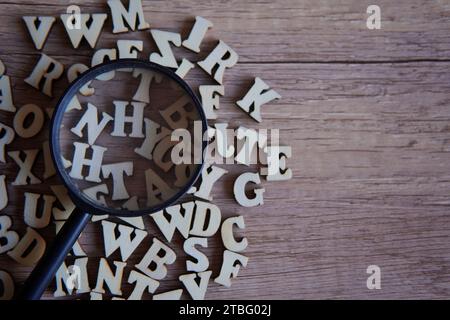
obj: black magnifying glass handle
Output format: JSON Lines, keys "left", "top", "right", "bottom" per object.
{"left": 18, "top": 208, "right": 91, "bottom": 300}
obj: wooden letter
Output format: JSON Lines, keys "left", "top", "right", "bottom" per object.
{"left": 54, "top": 257, "right": 90, "bottom": 297}
{"left": 199, "top": 85, "right": 224, "bottom": 120}
{"left": 71, "top": 103, "right": 113, "bottom": 145}
{"left": 160, "top": 95, "right": 196, "bottom": 129}
{"left": 60, "top": 13, "right": 107, "bottom": 49}
{"left": 0, "top": 270, "right": 14, "bottom": 300}
{"left": 214, "top": 250, "right": 248, "bottom": 288}
{"left": 13, "top": 104, "right": 45, "bottom": 138}
{"left": 182, "top": 16, "right": 213, "bottom": 53}
{"left": 107, "top": 0, "right": 150, "bottom": 34}
{"left": 175, "top": 58, "right": 194, "bottom": 79}
{"left": 190, "top": 201, "right": 221, "bottom": 237}
{"left": 67, "top": 63, "right": 95, "bottom": 96}
{"left": 101, "top": 220, "right": 147, "bottom": 261}
{"left": 101, "top": 162, "right": 133, "bottom": 200}
{"left": 7, "top": 227, "right": 46, "bottom": 266}
{"left": 70, "top": 143, "right": 107, "bottom": 183}
{"left": 134, "top": 118, "right": 170, "bottom": 160}
{"left": 236, "top": 78, "right": 281, "bottom": 122}
{"left": 150, "top": 201, "right": 195, "bottom": 242}
{"left": 179, "top": 271, "right": 211, "bottom": 300}
{"left": 135, "top": 237, "right": 176, "bottom": 280}
{"left": 150, "top": 30, "right": 181, "bottom": 68}
{"left": 221, "top": 216, "right": 248, "bottom": 252}
{"left": 23, "top": 16, "right": 56, "bottom": 50}
{"left": 0, "top": 215, "right": 19, "bottom": 254}
{"left": 261, "top": 146, "right": 292, "bottom": 181}
{"left": 233, "top": 172, "right": 265, "bottom": 207}
{"left": 93, "top": 258, "right": 126, "bottom": 295}
{"left": 8, "top": 149, "right": 41, "bottom": 185}
{"left": 194, "top": 165, "right": 228, "bottom": 201}
{"left": 24, "top": 54, "right": 64, "bottom": 97}
{"left": 111, "top": 101, "right": 146, "bottom": 138}
{"left": 23, "top": 192, "right": 56, "bottom": 229}
{"left": 144, "top": 168, "right": 173, "bottom": 206}
{"left": 184, "top": 237, "right": 209, "bottom": 272}
{"left": 0, "top": 76, "right": 16, "bottom": 112}
{"left": 51, "top": 185, "right": 76, "bottom": 220}
{"left": 127, "top": 270, "right": 159, "bottom": 300}
{"left": 0, "top": 122, "right": 14, "bottom": 163}
{"left": 91, "top": 48, "right": 117, "bottom": 81}
{"left": 198, "top": 41, "right": 238, "bottom": 84}
{"left": 132, "top": 69, "right": 162, "bottom": 103}
{"left": 117, "top": 39, "right": 143, "bottom": 59}
{"left": 0, "top": 175, "right": 8, "bottom": 210}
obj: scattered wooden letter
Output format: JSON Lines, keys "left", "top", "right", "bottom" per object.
{"left": 68, "top": 64, "right": 95, "bottom": 96}
{"left": 50, "top": 185, "right": 76, "bottom": 220}
{"left": 194, "top": 165, "right": 228, "bottom": 201}
{"left": 0, "top": 270, "right": 14, "bottom": 300}
{"left": 182, "top": 16, "right": 213, "bottom": 53}
{"left": 236, "top": 77, "right": 281, "bottom": 122}
{"left": 22, "top": 16, "right": 56, "bottom": 50}
{"left": 179, "top": 271, "right": 212, "bottom": 300}
{"left": 198, "top": 40, "right": 238, "bottom": 84}
{"left": 199, "top": 85, "right": 224, "bottom": 120}
{"left": 117, "top": 39, "right": 143, "bottom": 59}
{"left": 221, "top": 216, "right": 248, "bottom": 252}
{"left": 93, "top": 258, "right": 127, "bottom": 296}
{"left": 13, "top": 104, "right": 45, "bottom": 138}
{"left": 54, "top": 257, "right": 90, "bottom": 297}
{"left": 91, "top": 48, "right": 117, "bottom": 81}
{"left": 233, "top": 172, "right": 265, "bottom": 207}
{"left": 150, "top": 201, "right": 195, "bottom": 242}
{"left": 261, "top": 146, "right": 292, "bottom": 181}
{"left": 8, "top": 149, "right": 41, "bottom": 185}
{"left": 111, "top": 101, "right": 146, "bottom": 138}
{"left": 135, "top": 237, "right": 176, "bottom": 280}
{"left": 0, "top": 75, "right": 16, "bottom": 112}
{"left": 23, "top": 192, "right": 56, "bottom": 229}
{"left": 101, "top": 220, "right": 147, "bottom": 261}
{"left": 24, "top": 54, "right": 64, "bottom": 97}
{"left": 184, "top": 237, "right": 209, "bottom": 272}
{"left": 175, "top": 58, "right": 194, "bottom": 79}
{"left": 107, "top": 0, "right": 150, "bottom": 34}
{"left": 150, "top": 29, "right": 181, "bottom": 68}
{"left": 132, "top": 69, "right": 162, "bottom": 103}
{"left": 190, "top": 201, "right": 221, "bottom": 237}
{"left": 69, "top": 143, "right": 107, "bottom": 183}
{"left": 60, "top": 13, "right": 107, "bottom": 48}
{"left": 144, "top": 168, "right": 173, "bottom": 206}
{"left": 0, "top": 123, "right": 14, "bottom": 163}
{"left": 101, "top": 162, "right": 133, "bottom": 200}
{"left": 127, "top": 270, "right": 159, "bottom": 300}
{"left": 7, "top": 227, "right": 46, "bottom": 266}
{"left": 134, "top": 118, "right": 170, "bottom": 159}
{"left": 0, "top": 215, "right": 19, "bottom": 254}
{"left": 214, "top": 250, "right": 248, "bottom": 288}
{"left": 71, "top": 103, "right": 113, "bottom": 145}
{"left": 0, "top": 175, "right": 8, "bottom": 210}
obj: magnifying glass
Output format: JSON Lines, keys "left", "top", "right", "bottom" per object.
{"left": 19, "top": 59, "right": 208, "bottom": 300}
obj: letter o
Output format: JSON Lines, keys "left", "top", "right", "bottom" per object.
{"left": 13, "top": 104, "right": 44, "bottom": 138}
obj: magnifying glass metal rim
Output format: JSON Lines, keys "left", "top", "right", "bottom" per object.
{"left": 50, "top": 59, "right": 208, "bottom": 218}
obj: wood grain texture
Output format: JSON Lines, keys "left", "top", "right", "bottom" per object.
{"left": 1, "top": 0, "right": 450, "bottom": 300}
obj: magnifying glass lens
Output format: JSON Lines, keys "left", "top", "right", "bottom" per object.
{"left": 57, "top": 64, "right": 203, "bottom": 216}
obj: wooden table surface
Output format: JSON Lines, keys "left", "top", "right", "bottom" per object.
{"left": 1, "top": 0, "right": 450, "bottom": 300}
